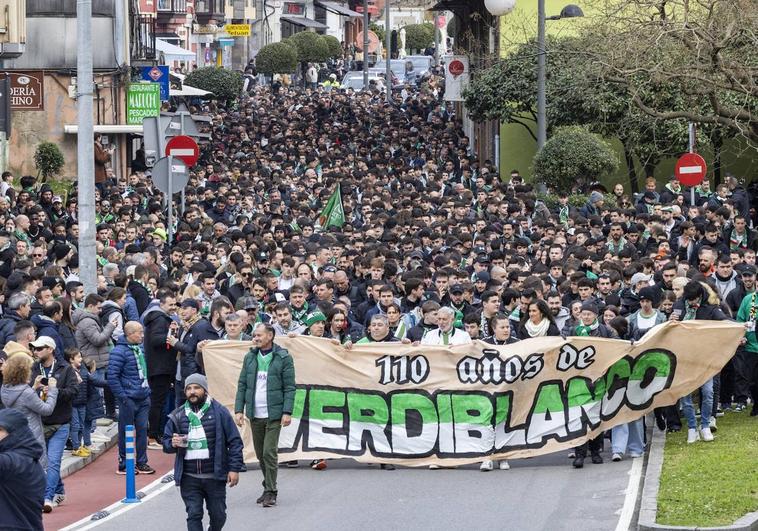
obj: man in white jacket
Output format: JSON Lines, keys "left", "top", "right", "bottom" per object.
{"left": 420, "top": 307, "right": 471, "bottom": 346}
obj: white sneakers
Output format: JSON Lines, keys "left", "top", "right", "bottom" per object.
{"left": 688, "top": 427, "right": 715, "bottom": 443}
{"left": 612, "top": 453, "right": 623, "bottom": 462}
{"left": 480, "top": 460, "right": 510, "bottom": 471}
{"left": 709, "top": 417, "right": 717, "bottom": 431}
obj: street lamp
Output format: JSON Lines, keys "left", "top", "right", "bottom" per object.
{"left": 537, "top": 3, "right": 583, "bottom": 149}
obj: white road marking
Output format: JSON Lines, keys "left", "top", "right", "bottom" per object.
{"left": 614, "top": 456, "right": 644, "bottom": 531}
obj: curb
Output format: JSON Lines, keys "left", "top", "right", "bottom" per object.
{"left": 637, "top": 427, "right": 758, "bottom": 531}
{"left": 60, "top": 421, "right": 119, "bottom": 479}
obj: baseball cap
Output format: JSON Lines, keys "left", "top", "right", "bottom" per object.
{"left": 30, "top": 336, "right": 57, "bottom": 350}
{"left": 449, "top": 284, "right": 464, "bottom": 295}
{"left": 180, "top": 299, "right": 200, "bottom": 310}
{"left": 53, "top": 196, "right": 62, "bottom": 203}
{"left": 474, "top": 271, "right": 491, "bottom": 283}
{"left": 740, "top": 264, "right": 757, "bottom": 276}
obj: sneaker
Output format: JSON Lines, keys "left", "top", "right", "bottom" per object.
{"left": 567, "top": 451, "right": 575, "bottom": 458}
{"left": 734, "top": 403, "right": 746, "bottom": 412}
{"left": 687, "top": 428, "right": 700, "bottom": 443}
{"left": 262, "top": 493, "right": 277, "bottom": 507}
{"left": 629, "top": 452, "right": 644, "bottom": 458}
{"left": 52, "top": 494, "right": 65, "bottom": 506}
{"left": 667, "top": 426, "right": 681, "bottom": 433}
{"left": 715, "top": 408, "right": 725, "bottom": 417}
{"left": 480, "top": 460, "right": 493, "bottom": 472}
{"left": 256, "top": 492, "right": 266, "bottom": 504}
{"left": 591, "top": 453, "right": 603, "bottom": 465}
{"left": 71, "top": 447, "right": 88, "bottom": 458}
{"left": 283, "top": 460, "right": 299, "bottom": 468}
{"left": 310, "top": 459, "right": 327, "bottom": 470}
{"left": 43, "top": 499, "right": 54, "bottom": 513}
{"left": 148, "top": 440, "right": 163, "bottom": 451}
{"left": 498, "top": 460, "right": 510, "bottom": 470}
{"left": 428, "top": 464, "right": 440, "bottom": 469}
{"left": 380, "top": 463, "right": 395, "bottom": 470}
{"left": 700, "top": 427, "right": 714, "bottom": 442}
{"left": 709, "top": 417, "right": 717, "bottom": 431}
{"left": 136, "top": 463, "right": 156, "bottom": 474}
{"left": 572, "top": 456, "right": 584, "bottom": 468}
{"left": 116, "top": 467, "right": 127, "bottom": 475}
{"left": 612, "top": 453, "right": 622, "bottom": 462}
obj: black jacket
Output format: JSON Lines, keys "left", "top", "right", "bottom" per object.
{"left": 127, "top": 280, "right": 151, "bottom": 316}
{"left": 30, "top": 361, "right": 78, "bottom": 425}
{"left": 142, "top": 307, "right": 179, "bottom": 378}
{"left": 0, "top": 311, "right": 23, "bottom": 350}
{"left": 0, "top": 409, "right": 46, "bottom": 531}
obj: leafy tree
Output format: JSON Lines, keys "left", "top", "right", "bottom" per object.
{"left": 533, "top": 126, "right": 619, "bottom": 193}
{"left": 184, "top": 67, "right": 242, "bottom": 102}
{"left": 402, "top": 23, "right": 434, "bottom": 52}
{"left": 369, "top": 23, "right": 385, "bottom": 46}
{"left": 287, "top": 31, "right": 330, "bottom": 63}
{"left": 33, "top": 142, "right": 64, "bottom": 183}
{"left": 322, "top": 35, "right": 343, "bottom": 59}
{"left": 255, "top": 42, "right": 298, "bottom": 75}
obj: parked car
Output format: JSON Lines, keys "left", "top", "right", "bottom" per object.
{"left": 374, "top": 59, "right": 417, "bottom": 85}
{"left": 341, "top": 71, "right": 385, "bottom": 91}
{"left": 406, "top": 55, "right": 433, "bottom": 76}
{"left": 368, "top": 68, "right": 400, "bottom": 87}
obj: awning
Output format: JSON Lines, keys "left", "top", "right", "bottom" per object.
{"left": 280, "top": 16, "right": 328, "bottom": 30}
{"left": 156, "top": 38, "right": 195, "bottom": 62}
{"left": 64, "top": 124, "right": 144, "bottom": 134}
{"left": 315, "top": 1, "right": 361, "bottom": 17}
{"left": 170, "top": 85, "right": 213, "bottom": 97}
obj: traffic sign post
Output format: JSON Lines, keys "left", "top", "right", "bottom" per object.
{"left": 165, "top": 135, "right": 199, "bottom": 167}
{"left": 675, "top": 152, "right": 707, "bottom": 206}
{"left": 151, "top": 156, "right": 189, "bottom": 244}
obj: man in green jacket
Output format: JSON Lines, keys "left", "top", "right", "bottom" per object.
{"left": 735, "top": 291, "right": 758, "bottom": 416}
{"left": 234, "top": 323, "right": 295, "bottom": 507}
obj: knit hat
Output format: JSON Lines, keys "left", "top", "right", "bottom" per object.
{"left": 152, "top": 228, "right": 167, "bottom": 241}
{"left": 303, "top": 311, "right": 326, "bottom": 327}
{"left": 589, "top": 191, "right": 604, "bottom": 204}
{"left": 580, "top": 300, "right": 599, "bottom": 315}
{"left": 184, "top": 373, "right": 208, "bottom": 392}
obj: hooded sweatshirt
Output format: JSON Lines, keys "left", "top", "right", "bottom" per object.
{"left": 0, "top": 383, "right": 57, "bottom": 467}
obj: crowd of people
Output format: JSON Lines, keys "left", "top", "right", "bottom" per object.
{"left": 0, "top": 65, "right": 756, "bottom": 530}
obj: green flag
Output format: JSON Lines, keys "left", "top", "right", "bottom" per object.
{"left": 317, "top": 185, "right": 345, "bottom": 230}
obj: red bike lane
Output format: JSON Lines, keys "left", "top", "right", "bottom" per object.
{"left": 43, "top": 446, "right": 175, "bottom": 530}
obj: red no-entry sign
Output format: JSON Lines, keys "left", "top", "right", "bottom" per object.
{"left": 675, "top": 153, "right": 707, "bottom": 186}
{"left": 165, "top": 135, "right": 199, "bottom": 167}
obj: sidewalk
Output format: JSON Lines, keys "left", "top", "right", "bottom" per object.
{"left": 60, "top": 420, "right": 119, "bottom": 479}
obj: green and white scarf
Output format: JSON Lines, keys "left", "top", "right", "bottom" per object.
{"left": 683, "top": 301, "right": 698, "bottom": 321}
{"left": 129, "top": 344, "right": 149, "bottom": 388}
{"left": 184, "top": 399, "right": 211, "bottom": 460}
{"left": 575, "top": 319, "right": 599, "bottom": 336}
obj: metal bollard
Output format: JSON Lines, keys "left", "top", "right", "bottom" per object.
{"left": 122, "top": 424, "right": 140, "bottom": 503}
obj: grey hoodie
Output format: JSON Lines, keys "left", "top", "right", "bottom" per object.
{"left": 1, "top": 383, "right": 58, "bottom": 468}
{"left": 73, "top": 309, "right": 116, "bottom": 369}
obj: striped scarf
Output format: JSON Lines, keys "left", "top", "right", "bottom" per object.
{"left": 575, "top": 319, "right": 599, "bottom": 336}
{"left": 129, "top": 344, "right": 149, "bottom": 388}
{"left": 184, "top": 398, "right": 211, "bottom": 460}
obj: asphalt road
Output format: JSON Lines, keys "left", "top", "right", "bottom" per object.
{"left": 90, "top": 450, "right": 639, "bottom": 531}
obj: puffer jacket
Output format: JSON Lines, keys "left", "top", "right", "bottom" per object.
{"left": 73, "top": 309, "right": 116, "bottom": 369}
{"left": 30, "top": 314, "right": 65, "bottom": 363}
{"left": 107, "top": 336, "right": 151, "bottom": 402}
{"left": 0, "top": 383, "right": 58, "bottom": 466}
{"left": 0, "top": 311, "right": 23, "bottom": 350}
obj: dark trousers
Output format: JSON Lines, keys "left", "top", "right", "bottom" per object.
{"left": 734, "top": 348, "right": 758, "bottom": 404}
{"left": 96, "top": 367, "right": 116, "bottom": 417}
{"left": 575, "top": 434, "right": 603, "bottom": 458}
{"left": 654, "top": 405, "right": 682, "bottom": 430}
{"left": 179, "top": 475, "right": 227, "bottom": 531}
{"left": 719, "top": 356, "right": 736, "bottom": 406}
{"left": 148, "top": 374, "right": 173, "bottom": 440}
{"left": 251, "top": 418, "right": 281, "bottom": 495}
{"left": 117, "top": 396, "right": 150, "bottom": 466}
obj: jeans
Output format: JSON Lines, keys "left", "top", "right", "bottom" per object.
{"left": 70, "top": 405, "right": 90, "bottom": 448}
{"left": 180, "top": 475, "right": 227, "bottom": 531}
{"left": 45, "top": 423, "right": 70, "bottom": 500}
{"left": 251, "top": 418, "right": 281, "bottom": 495}
{"left": 611, "top": 419, "right": 645, "bottom": 455}
{"left": 96, "top": 367, "right": 116, "bottom": 418}
{"left": 681, "top": 378, "right": 713, "bottom": 429}
{"left": 148, "top": 374, "right": 173, "bottom": 441}
{"left": 117, "top": 396, "right": 150, "bottom": 466}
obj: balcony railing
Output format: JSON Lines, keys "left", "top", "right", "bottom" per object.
{"left": 157, "top": 0, "right": 187, "bottom": 13}
{"left": 130, "top": 14, "right": 156, "bottom": 61}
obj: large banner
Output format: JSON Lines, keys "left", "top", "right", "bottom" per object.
{"left": 203, "top": 321, "right": 743, "bottom": 466}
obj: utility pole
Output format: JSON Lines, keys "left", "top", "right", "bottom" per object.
{"left": 385, "top": 0, "right": 391, "bottom": 103}
{"left": 77, "top": 0, "right": 97, "bottom": 294}
{"left": 363, "top": 0, "right": 369, "bottom": 89}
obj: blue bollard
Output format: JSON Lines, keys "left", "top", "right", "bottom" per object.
{"left": 122, "top": 424, "right": 140, "bottom": 503}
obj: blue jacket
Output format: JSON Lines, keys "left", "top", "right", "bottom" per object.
{"left": 162, "top": 398, "right": 244, "bottom": 486}
{"left": 0, "top": 409, "right": 46, "bottom": 531}
{"left": 72, "top": 364, "right": 107, "bottom": 407}
{"left": 31, "top": 314, "right": 65, "bottom": 363}
{"left": 124, "top": 294, "right": 140, "bottom": 322}
{"left": 107, "top": 336, "right": 151, "bottom": 402}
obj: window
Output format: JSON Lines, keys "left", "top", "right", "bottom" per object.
{"left": 283, "top": 2, "right": 304, "bottom": 15}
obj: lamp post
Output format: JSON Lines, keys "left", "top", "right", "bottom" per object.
{"left": 537, "top": 4, "right": 583, "bottom": 149}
